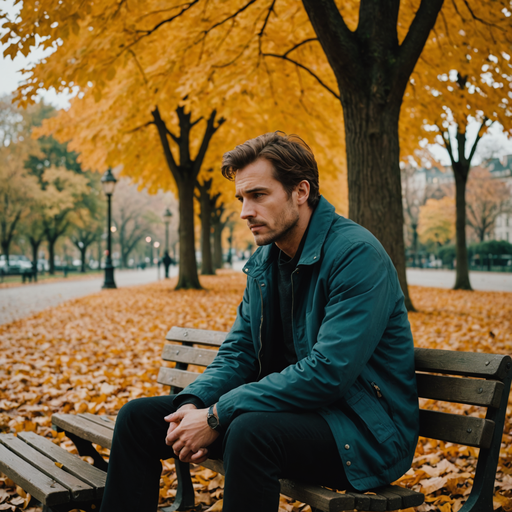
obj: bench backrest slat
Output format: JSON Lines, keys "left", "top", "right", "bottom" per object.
{"left": 162, "top": 344, "right": 217, "bottom": 367}
{"left": 158, "top": 367, "right": 201, "bottom": 389}
{"left": 416, "top": 373, "right": 504, "bottom": 408}
{"left": 166, "top": 327, "right": 226, "bottom": 347}
{"left": 418, "top": 410, "right": 495, "bottom": 449}
{"left": 414, "top": 348, "right": 510, "bottom": 380}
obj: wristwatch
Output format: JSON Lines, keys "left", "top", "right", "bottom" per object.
{"left": 207, "top": 405, "right": 221, "bottom": 431}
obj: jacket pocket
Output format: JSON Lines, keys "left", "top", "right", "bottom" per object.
{"left": 345, "top": 389, "right": 398, "bottom": 444}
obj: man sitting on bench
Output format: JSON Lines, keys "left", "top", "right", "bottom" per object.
{"left": 99, "top": 132, "right": 419, "bottom": 512}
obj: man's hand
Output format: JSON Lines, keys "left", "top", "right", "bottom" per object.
{"left": 165, "top": 405, "right": 219, "bottom": 463}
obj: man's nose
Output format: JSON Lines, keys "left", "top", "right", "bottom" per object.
{"left": 240, "top": 200, "right": 255, "bottom": 220}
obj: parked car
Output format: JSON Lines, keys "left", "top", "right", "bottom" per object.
{"left": 0, "top": 255, "right": 33, "bottom": 274}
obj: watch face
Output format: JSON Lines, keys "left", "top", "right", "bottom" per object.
{"left": 207, "top": 415, "right": 219, "bottom": 429}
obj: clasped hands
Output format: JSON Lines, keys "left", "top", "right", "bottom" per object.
{"left": 165, "top": 404, "right": 219, "bottom": 463}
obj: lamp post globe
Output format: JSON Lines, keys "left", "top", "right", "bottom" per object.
{"left": 101, "top": 169, "right": 117, "bottom": 289}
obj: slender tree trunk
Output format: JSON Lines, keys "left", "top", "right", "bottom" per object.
{"left": 196, "top": 179, "right": 216, "bottom": 275}
{"left": 177, "top": 178, "right": 201, "bottom": 289}
{"left": 48, "top": 238, "right": 56, "bottom": 274}
{"left": 80, "top": 246, "right": 87, "bottom": 273}
{"left": 411, "top": 223, "right": 419, "bottom": 267}
{"left": 453, "top": 168, "right": 472, "bottom": 289}
{"left": 30, "top": 239, "right": 42, "bottom": 276}
{"left": 212, "top": 223, "right": 224, "bottom": 270}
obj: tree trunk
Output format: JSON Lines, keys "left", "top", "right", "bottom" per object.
{"left": 453, "top": 168, "right": 472, "bottom": 289}
{"left": 30, "top": 239, "right": 42, "bottom": 276}
{"left": 301, "top": 0, "right": 445, "bottom": 312}
{"left": 80, "top": 246, "right": 87, "bottom": 273}
{"left": 212, "top": 222, "right": 223, "bottom": 270}
{"left": 48, "top": 238, "right": 56, "bottom": 274}
{"left": 343, "top": 97, "right": 413, "bottom": 310}
{"left": 177, "top": 178, "right": 201, "bottom": 289}
{"left": 196, "top": 179, "right": 216, "bottom": 275}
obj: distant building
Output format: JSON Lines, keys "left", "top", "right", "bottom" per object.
{"left": 487, "top": 155, "right": 512, "bottom": 243}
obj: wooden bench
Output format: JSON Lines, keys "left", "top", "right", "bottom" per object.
{"left": 1, "top": 326, "right": 511, "bottom": 512}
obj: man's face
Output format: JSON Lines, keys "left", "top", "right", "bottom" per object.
{"left": 235, "top": 158, "right": 300, "bottom": 247}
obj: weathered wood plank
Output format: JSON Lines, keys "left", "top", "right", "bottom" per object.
{"left": 77, "top": 413, "right": 116, "bottom": 431}
{"left": 19, "top": 431, "right": 106, "bottom": 498}
{"left": 350, "top": 491, "right": 388, "bottom": 511}
{"left": 378, "top": 485, "right": 424, "bottom": 508}
{"left": 162, "top": 344, "right": 217, "bottom": 366}
{"left": 281, "top": 480, "right": 355, "bottom": 512}
{"left": 367, "top": 487, "right": 402, "bottom": 510}
{"left": 52, "top": 413, "right": 113, "bottom": 449}
{"left": 416, "top": 373, "right": 503, "bottom": 408}
{"left": 166, "top": 326, "right": 226, "bottom": 347}
{"left": 419, "top": 410, "right": 495, "bottom": 448}
{"left": 414, "top": 348, "right": 511, "bottom": 380}
{"left": 157, "top": 367, "right": 201, "bottom": 389}
{"left": 0, "top": 441, "right": 69, "bottom": 506}
{"left": 0, "top": 434, "right": 94, "bottom": 501}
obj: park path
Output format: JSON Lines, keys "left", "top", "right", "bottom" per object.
{"left": 0, "top": 266, "right": 176, "bottom": 325}
{"left": 406, "top": 268, "right": 512, "bottom": 292}
{"left": 1, "top": 265, "right": 510, "bottom": 326}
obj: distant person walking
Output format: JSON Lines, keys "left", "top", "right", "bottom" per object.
{"left": 162, "top": 251, "right": 173, "bottom": 279}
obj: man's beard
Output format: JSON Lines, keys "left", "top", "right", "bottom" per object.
{"left": 250, "top": 205, "right": 300, "bottom": 247}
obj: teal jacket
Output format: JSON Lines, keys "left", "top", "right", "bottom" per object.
{"left": 179, "top": 196, "right": 419, "bottom": 490}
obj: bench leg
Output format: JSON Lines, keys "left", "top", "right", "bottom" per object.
{"left": 162, "top": 459, "right": 195, "bottom": 511}
{"left": 65, "top": 432, "right": 109, "bottom": 472}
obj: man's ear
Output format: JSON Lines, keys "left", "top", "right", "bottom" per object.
{"left": 296, "top": 180, "right": 310, "bottom": 206}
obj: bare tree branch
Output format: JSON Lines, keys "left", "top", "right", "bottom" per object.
{"left": 262, "top": 52, "right": 340, "bottom": 99}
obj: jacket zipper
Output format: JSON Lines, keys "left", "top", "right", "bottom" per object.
{"left": 256, "top": 279, "right": 264, "bottom": 380}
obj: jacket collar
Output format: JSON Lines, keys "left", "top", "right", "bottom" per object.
{"left": 242, "top": 196, "right": 336, "bottom": 278}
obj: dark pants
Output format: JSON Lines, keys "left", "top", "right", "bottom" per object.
{"left": 99, "top": 396, "right": 350, "bottom": 512}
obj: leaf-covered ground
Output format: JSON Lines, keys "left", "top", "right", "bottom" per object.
{"left": 0, "top": 270, "right": 511, "bottom": 511}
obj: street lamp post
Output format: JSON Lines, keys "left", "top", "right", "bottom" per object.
{"left": 163, "top": 208, "right": 172, "bottom": 253}
{"left": 101, "top": 169, "right": 117, "bottom": 289}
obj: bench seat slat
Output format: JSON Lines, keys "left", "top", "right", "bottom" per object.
{"left": 0, "top": 442, "right": 70, "bottom": 506}
{"left": 0, "top": 434, "right": 95, "bottom": 502}
{"left": 418, "top": 410, "right": 495, "bottom": 448}
{"left": 77, "top": 413, "right": 116, "bottom": 431}
{"left": 52, "top": 413, "right": 113, "bottom": 450}
{"left": 414, "top": 348, "right": 511, "bottom": 380}
{"left": 416, "top": 373, "right": 504, "bottom": 408}
{"left": 162, "top": 344, "right": 217, "bottom": 367}
{"left": 378, "top": 485, "right": 424, "bottom": 508}
{"left": 157, "top": 367, "right": 201, "bottom": 389}
{"left": 19, "top": 431, "right": 106, "bottom": 497}
{"left": 166, "top": 327, "right": 226, "bottom": 347}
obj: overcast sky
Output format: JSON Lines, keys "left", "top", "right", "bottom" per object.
{"left": 1, "top": 0, "right": 511, "bottom": 166}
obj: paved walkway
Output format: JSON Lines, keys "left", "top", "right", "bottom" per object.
{"left": 1, "top": 265, "right": 510, "bottom": 326}
{"left": 406, "top": 268, "right": 512, "bottom": 292}
{"left": 0, "top": 266, "right": 176, "bottom": 325}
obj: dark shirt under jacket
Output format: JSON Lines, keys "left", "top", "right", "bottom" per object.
{"left": 269, "top": 228, "right": 309, "bottom": 374}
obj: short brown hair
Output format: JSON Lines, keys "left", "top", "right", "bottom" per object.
{"left": 221, "top": 131, "right": 320, "bottom": 208}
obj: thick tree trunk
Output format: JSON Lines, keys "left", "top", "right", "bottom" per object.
{"left": 453, "top": 169, "right": 472, "bottom": 290}
{"left": 301, "top": 0, "right": 444, "bottom": 312}
{"left": 343, "top": 98, "right": 413, "bottom": 310}
{"left": 176, "top": 178, "right": 201, "bottom": 289}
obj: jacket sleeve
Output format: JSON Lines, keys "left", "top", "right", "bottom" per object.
{"left": 173, "top": 285, "right": 259, "bottom": 408}
{"left": 215, "top": 241, "right": 397, "bottom": 426}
